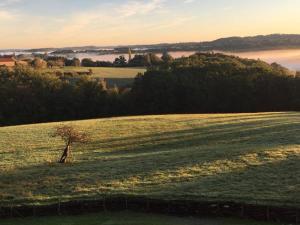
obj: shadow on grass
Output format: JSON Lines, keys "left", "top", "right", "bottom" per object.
{"left": 156, "top": 156, "right": 300, "bottom": 206}
{"left": 85, "top": 116, "right": 300, "bottom": 158}
{"left": 0, "top": 112, "right": 299, "bottom": 206}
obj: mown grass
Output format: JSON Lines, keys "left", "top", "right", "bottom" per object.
{"left": 0, "top": 211, "right": 277, "bottom": 225}
{"left": 0, "top": 113, "right": 299, "bottom": 207}
{"left": 42, "top": 66, "right": 146, "bottom": 78}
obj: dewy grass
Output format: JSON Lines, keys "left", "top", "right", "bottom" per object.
{"left": 0, "top": 112, "right": 299, "bottom": 207}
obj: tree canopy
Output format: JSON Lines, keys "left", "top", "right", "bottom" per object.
{"left": 0, "top": 53, "right": 299, "bottom": 126}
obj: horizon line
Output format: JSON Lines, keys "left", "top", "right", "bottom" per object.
{"left": 1, "top": 33, "right": 299, "bottom": 51}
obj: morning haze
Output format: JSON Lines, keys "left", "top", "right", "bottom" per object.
{"left": 1, "top": 0, "right": 300, "bottom": 48}
{"left": 0, "top": 1, "right": 299, "bottom": 225}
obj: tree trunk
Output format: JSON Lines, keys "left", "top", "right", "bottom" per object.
{"left": 59, "top": 144, "right": 71, "bottom": 163}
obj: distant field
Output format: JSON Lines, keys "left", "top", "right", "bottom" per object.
{"left": 0, "top": 113, "right": 299, "bottom": 207}
{"left": 42, "top": 66, "right": 146, "bottom": 78}
{"left": 0, "top": 211, "right": 276, "bottom": 225}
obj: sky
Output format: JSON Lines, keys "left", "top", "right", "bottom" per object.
{"left": 0, "top": 0, "right": 300, "bottom": 49}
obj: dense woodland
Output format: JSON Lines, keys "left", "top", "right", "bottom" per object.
{"left": 0, "top": 53, "right": 300, "bottom": 126}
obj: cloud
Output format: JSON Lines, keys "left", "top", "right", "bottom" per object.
{"left": 183, "top": 0, "right": 195, "bottom": 3}
{"left": 146, "top": 16, "right": 195, "bottom": 30}
{"left": 223, "top": 6, "right": 233, "bottom": 11}
{"left": 0, "top": 0, "right": 197, "bottom": 47}
{"left": 0, "top": 9, "right": 16, "bottom": 20}
{"left": 58, "top": 0, "right": 166, "bottom": 35}
{"left": 118, "top": 0, "right": 165, "bottom": 17}
{"left": 0, "top": 0, "right": 22, "bottom": 21}
{"left": 58, "top": 12, "right": 109, "bottom": 35}
{"left": 0, "top": 0, "right": 22, "bottom": 7}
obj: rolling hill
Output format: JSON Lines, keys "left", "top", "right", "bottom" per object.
{"left": 9, "top": 34, "right": 300, "bottom": 54}
{"left": 0, "top": 113, "right": 299, "bottom": 208}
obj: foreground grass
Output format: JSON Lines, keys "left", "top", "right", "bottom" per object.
{"left": 42, "top": 66, "right": 146, "bottom": 78}
{"left": 0, "top": 113, "right": 299, "bottom": 207}
{"left": 0, "top": 211, "right": 277, "bottom": 225}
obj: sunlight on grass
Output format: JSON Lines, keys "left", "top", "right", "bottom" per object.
{"left": 41, "top": 66, "right": 146, "bottom": 78}
{"left": 0, "top": 112, "right": 299, "bottom": 206}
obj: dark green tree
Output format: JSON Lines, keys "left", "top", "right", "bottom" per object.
{"left": 113, "top": 56, "right": 127, "bottom": 67}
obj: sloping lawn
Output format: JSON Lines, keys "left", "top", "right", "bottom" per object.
{"left": 0, "top": 113, "right": 299, "bottom": 207}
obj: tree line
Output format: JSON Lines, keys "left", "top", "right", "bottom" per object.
{"left": 131, "top": 53, "right": 300, "bottom": 113}
{"left": 64, "top": 52, "right": 170, "bottom": 68}
{"left": 26, "top": 52, "right": 173, "bottom": 69}
{"left": 1, "top": 53, "right": 299, "bottom": 126}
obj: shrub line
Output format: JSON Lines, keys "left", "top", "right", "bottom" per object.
{"left": 0, "top": 196, "right": 299, "bottom": 223}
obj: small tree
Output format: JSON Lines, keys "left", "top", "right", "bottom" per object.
{"left": 113, "top": 56, "right": 127, "bottom": 67}
{"left": 161, "top": 52, "right": 174, "bottom": 64}
{"left": 31, "top": 57, "right": 47, "bottom": 69}
{"left": 51, "top": 125, "right": 89, "bottom": 163}
{"left": 88, "top": 69, "right": 93, "bottom": 75}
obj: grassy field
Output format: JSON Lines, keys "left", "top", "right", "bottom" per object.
{"left": 42, "top": 66, "right": 146, "bottom": 78}
{"left": 0, "top": 211, "right": 277, "bottom": 225}
{"left": 0, "top": 113, "right": 299, "bottom": 207}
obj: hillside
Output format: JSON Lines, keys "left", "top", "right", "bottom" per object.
{"left": 156, "top": 34, "right": 300, "bottom": 52}
{"left": 9, "top": 34, "right": 300, "bottom": 54}
{"left": 0, "top": 113, "right": 299, "bottom": 207}
{"left": 201, "top": 34, "right": 300, "bottom": 51}
{"left": 159, "top": 34, "right": 300, "bottom": 52}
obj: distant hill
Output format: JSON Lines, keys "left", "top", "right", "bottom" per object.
{"left": 77, "top": 34, "right": 300, "bottom": 53}
{"left": 3, "top": 34, "right": 300, "bottom": 54}
{"left": 140, "top": 34, "right": 300, "bottom": 52}
{"left": 201, "top": 34, "right": 300, "bottom": 51}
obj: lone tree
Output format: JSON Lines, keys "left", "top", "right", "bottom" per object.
{"left": 51, "top": 125, "right": 89, "bottom": 163}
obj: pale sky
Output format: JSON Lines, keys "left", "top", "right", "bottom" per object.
{"left": 1, "top": 0, "right": 300, "bottom": 49}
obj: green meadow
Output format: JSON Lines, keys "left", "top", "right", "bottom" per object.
{"left": 0, "top": 113, "right": 299, "bottom": 207}
{"left": 42, "top": 66, "right": 146, "bottom": 78}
